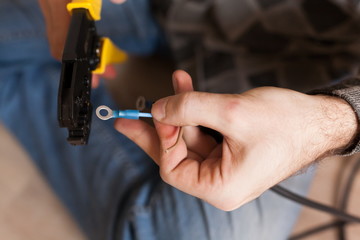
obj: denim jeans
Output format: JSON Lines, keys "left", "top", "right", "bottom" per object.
{"left": 0, "top": 1, "right": 314, "bottom": 239}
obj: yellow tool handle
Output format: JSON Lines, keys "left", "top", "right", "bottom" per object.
{"left": 67, "top": 0, "right": 102, "bottom": 21}
{"left": 67, "top": 0, "right": 127, "bottom": 73}
{"left": 93, "top": 37, "right": 127, "bottom": 74}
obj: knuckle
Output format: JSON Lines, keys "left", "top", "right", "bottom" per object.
{"left": 222, "top": 96, "right": 242, "bottom": 127}
{"left": 217, "top": 203, "right": 238, "bottom": 212}
{"left": 214, "top": 197, "right": 248, "bottom": 212}
{"left": 210, "top": 197, "right": 241, "bottom": 211}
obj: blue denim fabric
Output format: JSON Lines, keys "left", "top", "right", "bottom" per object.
{"left": 0, "top": 1, "right": 314, "bottom": 240}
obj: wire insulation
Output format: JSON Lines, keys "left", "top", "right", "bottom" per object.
{"left": 271, "top": 186, "right": 360, "bottom": 223}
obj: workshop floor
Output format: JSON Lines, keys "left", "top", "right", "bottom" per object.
{"left": 0, "top": 56, "right": 359, "bottom": 239}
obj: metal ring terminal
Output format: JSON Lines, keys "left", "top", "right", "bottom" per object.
{"left": 96, "top": 105, "right": 113, "bottom": 120}
{"left": 136, "top": 96, "right": 146, "bottom": 111}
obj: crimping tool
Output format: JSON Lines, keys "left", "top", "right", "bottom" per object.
{"left": 58, "top": 0, "right": 126, "bottom": 145}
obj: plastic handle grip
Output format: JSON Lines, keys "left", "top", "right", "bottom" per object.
{"left": 67, "top": 0, "right": 102, "bottom": 21}
{"left": 93, "top": 37, "right": 127, "bottom": 74}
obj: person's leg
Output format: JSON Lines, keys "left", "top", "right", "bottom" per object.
{"left": 0, "top": 1, "right": 314, "bottom": 240}
{"left": 117, "top": 172, "right": 314, "bottom": 240}
{"left": 0, "top": 1, "right": 160, "bottom": 239}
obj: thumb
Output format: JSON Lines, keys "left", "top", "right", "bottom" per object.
{"left": 151, "top": 92, "right": 238, "bottom": 136}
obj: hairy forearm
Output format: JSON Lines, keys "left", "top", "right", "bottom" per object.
{"left": 312, "top": 95, "right": 359, "bottom": 159}
{"left": 309, "top": 76, "right": 360, "bottom": 156}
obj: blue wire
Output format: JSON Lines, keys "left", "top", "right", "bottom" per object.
{"left": 138, "top": 112, "right": 153, "bottom": 118}
{"left": 112, "top": 110, "right": 152, "bottom": 120}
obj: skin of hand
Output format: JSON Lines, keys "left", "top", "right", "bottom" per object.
{"left": 115, "top": 70, "right": 359, "bottom": 211}
{"left": 38, "top": 0, "right": 124, "bottom": 88}
{"left": 38, "top": 0, "right": 71, "bottom": 60}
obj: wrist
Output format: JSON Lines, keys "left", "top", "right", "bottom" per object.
{"left": 312, "top": 95, "right": 359, "bottom": 158}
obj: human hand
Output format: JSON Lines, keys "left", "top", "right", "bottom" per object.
{"left": 115, "top": 70, "right": 358, "bottom": 211}
{"left": 38, "top": 0, "right": 71, "bottom": 60}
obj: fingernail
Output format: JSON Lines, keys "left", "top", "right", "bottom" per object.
{"left": 152, "top": 98, "right": 167, "bottom": 120}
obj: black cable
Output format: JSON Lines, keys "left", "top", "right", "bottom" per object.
{"left": 289, "top": 221, "right": 343, "bottom": 240}
{"left": 287, "top": 157, "right": 360, "bottom": 240}
{"left": 270, "top": 185, "right": 360, "bottom": 223}
{"left": 272, "top": 156, "right": 360, "bottom": 240}
{"left": 337, "top": 158, "right": 360, "bottom": 240}
{"left": 338, "top": 222, "right": 346, "bottom": 240}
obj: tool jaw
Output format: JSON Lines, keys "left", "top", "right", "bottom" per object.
{"left": 58, "top": 1, "right": 126, "bottom": 145}
{"left": 58, "top": 9, "right": 99, "bottom": 145}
